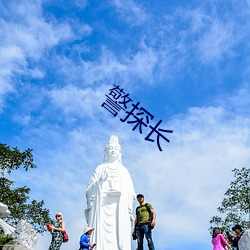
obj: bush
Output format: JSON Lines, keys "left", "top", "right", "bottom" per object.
{"left": 0, "top": 234, "right": 14, "bottom": 246}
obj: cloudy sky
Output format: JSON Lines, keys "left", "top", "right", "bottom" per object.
{"left": 1, "top": 0, "right": 250, "bottom": 249}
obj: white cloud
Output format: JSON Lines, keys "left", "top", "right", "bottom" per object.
{"left": 48, "top": 84, "right": 107, "bottom": 119}
{"left": 73, "top": 0, "right": 87, "bottom": 9}
{"left": 80, "top": 45, "right": 158, "bottom": 87}
{"left": 160, "top": 7, "right": 240, "bottom": 66}
{"left": 0, "top": 45, "right": 25, "bottom": 110}
{"left": 196, "top": 20, "right": 235, "bottom": 63}
{"left": 222, "top": 84, "right": 250, "bottom": 115}
{"left": 81, "top": 48, "right": 127, "bottom": 85}
{"left": 112, "top": 0, "right": 148, "bottom": 26}
{"left": 0, "top": 1, "right": 74, "bottom": 110}
{"left": 189, "top": 8, "right": 210, "bottom": 33}
{"left": 127, "top": 43, "right": 158, "bottom": 84}
{"left": 0, "top": 2, "right": 73, "bottom": 58}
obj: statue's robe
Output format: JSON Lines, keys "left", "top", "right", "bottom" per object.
{"left": 85, "top": 163, "right": 136, "bottom": 250}
{"left": 239, "top": 229, "right": 250, "bottom": 250}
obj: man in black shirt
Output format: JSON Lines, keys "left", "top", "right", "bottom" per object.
{"left": 230, "top": 225, "right": 244, "bottom": 250}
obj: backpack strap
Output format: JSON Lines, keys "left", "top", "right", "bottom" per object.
{"left": 144, "top": 203, "right": 151, "bottom": 215}
{"left": 136, "top": 203, "right": 154, "bottom": 229}
{"left": 136, "top": 206, "right": 139, "bottom": 216}
{"left": 136, "top": 203, "right": 151, "bottom": 216}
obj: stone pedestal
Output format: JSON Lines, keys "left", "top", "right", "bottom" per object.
{"left": 2, "top": 246, "right": 26, "bottom": 250}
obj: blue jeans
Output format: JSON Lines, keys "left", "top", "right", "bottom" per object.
{"left": 136, "top": 223, "right": 155, "bottom": 250}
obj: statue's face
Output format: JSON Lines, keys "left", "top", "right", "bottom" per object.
{"left": 107, "top": 142, "right": 121, "bottom": 160}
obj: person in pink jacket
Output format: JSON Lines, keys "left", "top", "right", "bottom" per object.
{"left": 212, "top": 227, "right": 232, "bottom": 250}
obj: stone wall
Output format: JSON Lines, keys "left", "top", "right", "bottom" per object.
{"left": 1, "top": 245, "right": 26, "bottom": 250}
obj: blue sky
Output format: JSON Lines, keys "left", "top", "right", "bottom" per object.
{"left": 1, "top": 0, "right": 250, "bottom": 249}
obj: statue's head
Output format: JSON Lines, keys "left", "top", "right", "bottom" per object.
{"left": 0, "top": 202, "right": 10, "bottom": 218}
{"left": 104, "top": 135, "right": 122, "bottom": 163}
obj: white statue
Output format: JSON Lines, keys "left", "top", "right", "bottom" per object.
{"left": 239, "top": 229, "right": 250, "bottom": 250}
{"left": 85, "top": 135, "right": 136, "bottom": 250}
{"left": 0, "top": 202, "right": 15, "bottom": 235}
{"left": 0, "top": 202, "right": 11, "bottom": 218}
{"left": 0, "top": 203, "right": 38, "bottom": 250}
{"left": 13, "top": 220, "right": 38, "bottom": 250}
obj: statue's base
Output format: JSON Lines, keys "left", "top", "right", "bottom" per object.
{"left": 1, "top": 245, "right": 26, "bottom": 250}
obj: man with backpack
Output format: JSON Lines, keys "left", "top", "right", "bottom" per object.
{"left": 132, "top": 194, "right": 156, "bottom": 250}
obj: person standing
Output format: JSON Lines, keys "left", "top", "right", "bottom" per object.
{"left": 79, "top": 227, "right": 96, "bottom": 250}
{"left": 49, "top": 212, "right": 66, "bottom": 250}
{"left": 211, "top": 227, "right": 232, "bottom": 250}
{"left": 231, "top": 225, "right": 244, "bottom": 250}
{"left": 133, "top": 194, "right": 156, "bottom": 250}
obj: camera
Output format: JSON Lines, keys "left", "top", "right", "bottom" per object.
{"left": 132, "top": 231, "right": 137, "bottom": 240}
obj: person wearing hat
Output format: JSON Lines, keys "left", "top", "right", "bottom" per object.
{"left": 79, "top": 227, "right": 96, "bottom": 250}
{"left": 48, "top": 212, "right": 66, "bottom": 250}
{"left": 230, "top": 225, "right": 244, "bottom": 250}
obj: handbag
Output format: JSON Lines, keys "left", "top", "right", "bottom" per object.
{"left": 46, "top": 224, "right": 52, "bottom": 232}
{"left": 62, "top": 231, "right": 69, "bottom": 242}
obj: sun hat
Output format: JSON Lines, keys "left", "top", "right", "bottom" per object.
{"left": 84, "top": 227, "right": 95, "bottom": 234}
{"left": 55, "top": 212, "right": 63, "bottom": 218}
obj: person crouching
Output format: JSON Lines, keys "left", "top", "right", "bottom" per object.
{"left": 79, "top": 227, "right": 96, "bottom": 250}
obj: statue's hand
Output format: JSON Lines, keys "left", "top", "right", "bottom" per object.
{"left": 129, "top": 213, "right": 135, "bottom": 222}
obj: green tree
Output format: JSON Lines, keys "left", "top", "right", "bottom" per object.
{"left": 210, "top": 167, "right": 250, "bottom": 232}
{"left": 0, "top": 143, "right": 52, "bottom": 233}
